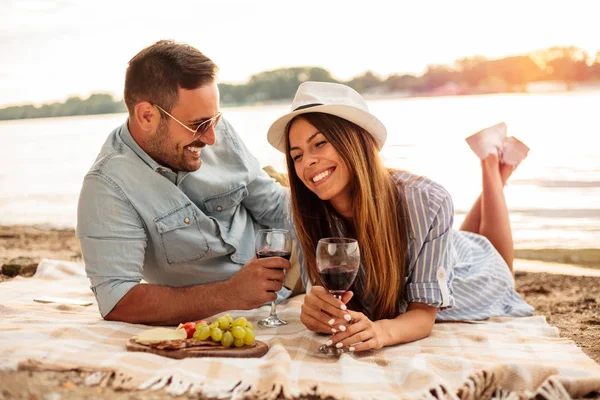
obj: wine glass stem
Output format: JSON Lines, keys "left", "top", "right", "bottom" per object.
{"left": 269, "top": 301, "right": 278, "bottom": 317}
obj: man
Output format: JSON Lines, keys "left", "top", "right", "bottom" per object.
{"left": 77, "top": 40, "right": 290, "bottom": 325}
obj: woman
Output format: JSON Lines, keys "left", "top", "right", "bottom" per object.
{"left": 267, "top": 82, "right": 534, "bottom": 352}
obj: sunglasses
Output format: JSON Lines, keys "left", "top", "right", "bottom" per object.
{"left": 153, "top": 104, "right": 222, "bottom": 141}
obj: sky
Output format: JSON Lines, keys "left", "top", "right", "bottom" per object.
{"left": 1, "top": 0, "right": 599, "bottom": 107}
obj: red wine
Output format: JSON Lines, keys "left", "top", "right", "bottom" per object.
{"left": 318, "top": 266, "right": 358, "bottom": 294}
{"left": 256, "top": 250, "right": 291, "bottom": 260}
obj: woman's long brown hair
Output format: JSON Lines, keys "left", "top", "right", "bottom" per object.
{"left": 285, "top": 113, "right": 410, "bottom": 320}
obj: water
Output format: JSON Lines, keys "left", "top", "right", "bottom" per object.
{"left": 1, "top": 92, "right": 599, "bottom": 250}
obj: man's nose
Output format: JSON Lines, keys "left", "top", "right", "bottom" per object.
{"left": 200, "top": 126, "right": 216, "bottom": 146}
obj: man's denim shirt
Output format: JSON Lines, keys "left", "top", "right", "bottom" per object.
{"left": 77, "top": 118, "right": 288, "bottom": 317}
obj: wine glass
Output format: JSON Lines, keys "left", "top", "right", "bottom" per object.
{"left": 315, "top": 237, "right": 360, "bottom": 355}
{"left": 255, "top": 228, "right": 292, "bottom": 327}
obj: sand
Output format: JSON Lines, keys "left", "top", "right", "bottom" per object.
{"left": 0, "top": 225, "right": 599, "bottom": 399}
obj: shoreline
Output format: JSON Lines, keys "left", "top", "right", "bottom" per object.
{"left": 3, "top": 84, "right": 600, "bottom": 121}
{"left": 1, "top": 224, "right": 598, "bottom": 271}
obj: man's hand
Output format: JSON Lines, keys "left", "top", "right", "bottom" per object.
{"left": 224, "top": 256, "right": 291, "bottom": 310}
{"left": 300, "top": 285, "right": 353, "bottom": 334}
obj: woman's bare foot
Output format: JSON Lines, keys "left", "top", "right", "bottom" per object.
{"left": 465, "top": 122, "right": 507, "bottom": 160}
{"left": 502, "top": 136, "right": 530, "bottom": 167}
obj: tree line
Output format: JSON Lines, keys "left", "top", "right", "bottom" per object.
{"left": 1, "top": 46, "right": 599, "bottom": 121}
{"left": 0, "top": 93, "right": 126, "bottom": 121}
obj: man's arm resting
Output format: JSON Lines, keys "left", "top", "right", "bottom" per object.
{"left": 104, "top": 256, "right": 290, "bottom": 325}
{"left": 105, "top": 281, "right": 236, "bottom": 325}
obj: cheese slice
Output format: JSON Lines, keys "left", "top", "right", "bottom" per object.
{"left": 133, "top": 327, "right": 187, "bottom": 344}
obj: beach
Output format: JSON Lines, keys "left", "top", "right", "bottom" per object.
{"left": 1, "top": 224, "right": 599, "bottom": 399}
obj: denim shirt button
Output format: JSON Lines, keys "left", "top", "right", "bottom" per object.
{"left": 216, "top": 206, "right": 223, "bottom": 212}
{"left": 184, "top": 217, "right": 190, "bottom": 224}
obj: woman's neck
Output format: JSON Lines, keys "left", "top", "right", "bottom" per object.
{"left": 329, "top": 193, "right": 353, "bottom": 219}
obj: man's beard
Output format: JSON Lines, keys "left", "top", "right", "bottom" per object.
{"left": 146, "top": 121, "right": 200, "bottom": 172}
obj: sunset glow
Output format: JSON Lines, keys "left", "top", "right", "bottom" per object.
{"left": 0, "top": 0, "right": 598, "bottom": 106}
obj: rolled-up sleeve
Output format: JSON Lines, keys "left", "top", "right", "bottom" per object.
{"left": 405, "top": 187, "right": 456, "bottom": 309}
{"left": 77, "top": 173, "right": 147, "bottom": 317}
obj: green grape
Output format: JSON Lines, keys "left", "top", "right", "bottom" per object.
{"left": 231, "top": 326, "right": 246, "bottom": 339}
{"left": 221, "top": 331, "right": 234, "bottom": 348}
{"left": 243, "top": 328, "right": 255, "bottom": 345}
{"left": 232, "top": 317, "right": 247, "bottom": 328}
{"left": 209, "top": 321, "right": 219, "bottom": 329}
{"left": 225, "top": 314, "right": 234, "bottom": 324}
{"left": 195, "top": 322, "right": 208, "bottom": 331}
{"left": 210, "top": 327, "right": 223, "bottom": 342}
{"left": 233, "top": 338, "right": 244, "bottom": 348}
{"left": 193, "top": 326, "right": 211, "bottom": 341}
{"left": 245, "top": 321, "right": 254, "bottom": 331}
{"left": 217, "top": 316, "right": 230, "bottom": 330}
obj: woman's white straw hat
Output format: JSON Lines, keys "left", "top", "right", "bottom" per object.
{"left": 267, "top": 81, "right": 387, "bottom": 153}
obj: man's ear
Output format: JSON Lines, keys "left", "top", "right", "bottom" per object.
{"left": 134, "top": 102, "right": 160, "bottom": 132}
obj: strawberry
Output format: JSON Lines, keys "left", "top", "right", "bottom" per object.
{"left": 181, "top": 322, "right": 197, "bottom": 339}
{"left": 176, "top": 320, "right": 209, "bottom": 339}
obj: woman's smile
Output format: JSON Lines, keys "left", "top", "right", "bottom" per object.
{"left": 310, "top": 167, "right": 336, "bottom": 186}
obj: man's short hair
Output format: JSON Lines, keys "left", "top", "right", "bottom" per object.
{"left": 124, "top": 40, "right": 218, "bottom": 115}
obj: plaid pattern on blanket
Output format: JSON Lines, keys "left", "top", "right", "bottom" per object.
{"left": 1, "top": 259, "right": 599, "bottom": 400}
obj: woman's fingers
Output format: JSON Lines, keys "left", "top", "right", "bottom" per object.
{"left": 341, "top": 290, "right": 354, "bottom": 304}
{"left": 300, "top": 303, "right": 338, "bottom": 333}
{"left": 337, "top": 329, "right": 371, "bottom": 348}
{"left": 349, "top": 339, "right": 378, "bottom": 352}
{"left": 328, "top": 311, "right": 385, "bottom": 351}
{"left": 310, "top": 286, "right": 348, "bottom": 308}
{"left": 305, "top": 287, "right": 351, "bottom": 321}
{"left": 330, "top": 312, "right": 367, "bottom": 343}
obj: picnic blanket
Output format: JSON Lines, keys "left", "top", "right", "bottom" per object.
{"left": 1, "top": 259, "right": 599, "bottom": 400}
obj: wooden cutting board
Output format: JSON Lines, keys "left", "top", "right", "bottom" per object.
{"left": 126, "top": 339, "right": 269, "bottom": 359}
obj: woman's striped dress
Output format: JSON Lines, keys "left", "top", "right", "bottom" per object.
{"left": 299, "top": 171, "right": 534, "bottom": 321}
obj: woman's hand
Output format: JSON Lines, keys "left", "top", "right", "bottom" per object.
{"left": 329, "top": 303, "right": 438, "bottom": 351}
{"left": 300, "top": 286, "right": 353, "bottom": 334}
{"left": 328, "top": 310, "right": 389, "bottom": 351}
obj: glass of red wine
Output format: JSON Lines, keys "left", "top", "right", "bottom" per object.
{"left": 255, "top": 228, "right": 292, "bottom": 327}
{"left": 316, "top": 237, "right": 360, "bottom": 355}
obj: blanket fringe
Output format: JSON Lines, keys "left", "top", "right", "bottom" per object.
{"left": 491, "top": 388, "right": 521, "bottom": 400}
{"left": 165, "top": 375, "right": 193, "bottom": 396}
{"left": 138, "top": 374, "right": 195, "bottom": 396}
{"left": 534, "top": 377, "right": 572, "bottom": 400}
{"left": 84, "top": 371, "right": 113, "bottom": 388}
{"left": 110, "top": 370, "right": 137, "bottom": 390}
{"left": 420, "top": 383, "right": 460, "bottom": 400}
{"left": 139, "top": 374, "right": 170, "bottom": 391}
{"left": 14, "top": 361, "right": 581, "bottom": 400}
{"left": 230, "top": 381, "right": 284, "bottom": 400}
{"left": 137, "top": 374, "right": 285, "bottom": 399}
{"left": 75, "top": 370, "right": 579, "bottom": 400}
{"left": 454, "top": 369, "right": 574, "bottom": 400}
{"left": 457, "top": 369, "right": 501, "bottom": 400}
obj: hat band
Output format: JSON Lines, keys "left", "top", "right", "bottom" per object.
{"left": 293, "top": 103, "right": 323, "bottom": 111}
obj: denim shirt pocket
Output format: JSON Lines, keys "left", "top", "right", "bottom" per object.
{"left": 154, "top": 203, "right": 209, "bottom": 265}
{"left": 204, "top": 184, "right": 248, "bottom": 226}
